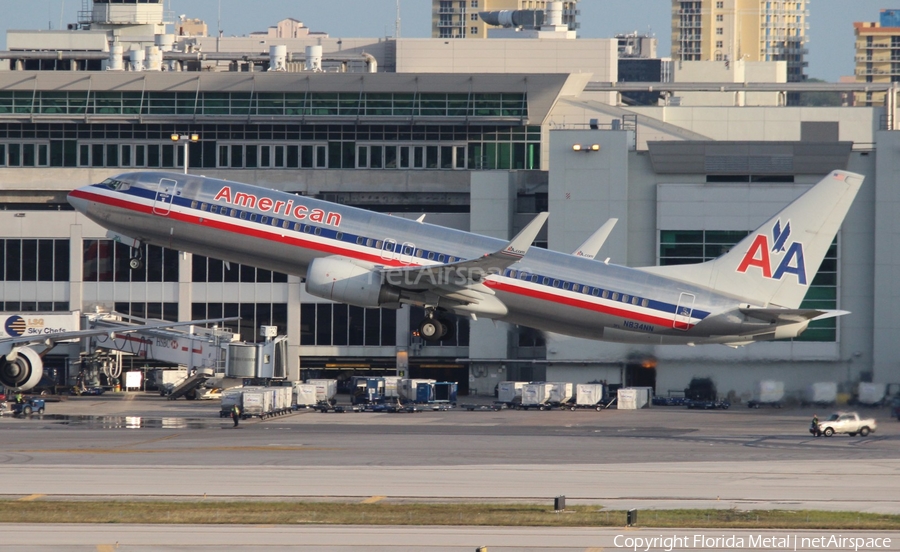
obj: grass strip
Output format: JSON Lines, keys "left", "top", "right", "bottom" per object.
{"left": 0, "top": 502, "right": 899, "bottom": 529}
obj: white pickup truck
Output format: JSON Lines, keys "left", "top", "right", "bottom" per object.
{"left": 817, "top": 412, "right": 877, "bottom": 437}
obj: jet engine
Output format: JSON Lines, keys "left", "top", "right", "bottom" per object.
{"left": 306, "top": 256, "right": 401, "bottom": 308}
{"left": 0, "top": 347, "right": 44, "bottom": 391}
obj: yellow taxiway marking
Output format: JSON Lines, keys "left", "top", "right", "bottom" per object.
{"left": 361, "top": 495, "right": 386, "bottom": 504}
{"left": 17, "top": 494, "right": 44, "bottom": 502}
{"left": 96, "top": 545, "right": 118, "bottom": 552}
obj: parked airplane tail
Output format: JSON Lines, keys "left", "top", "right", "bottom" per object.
{"left": 641, "top": 171, "right": 864, "bottom": 309}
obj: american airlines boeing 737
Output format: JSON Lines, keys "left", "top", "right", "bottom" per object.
{"left": 67, "top": 170, "right": 863, "bottom": 347}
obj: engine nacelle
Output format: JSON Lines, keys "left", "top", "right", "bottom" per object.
{"left": 306, "top": 256, "right": 401, "bottom": 308}
{"left": 0, "top": 347, "right": 44, "bottom": 391}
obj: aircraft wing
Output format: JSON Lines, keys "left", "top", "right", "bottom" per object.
{"left": 573, "top": 218, "right": 617, "bottom": 259}
{"left": 739, "top": 308, "right": 850, "bottom": 324}
{"left": 0, "top": 317, "right": 240, "bottom": 358}
{"left": 381, "top": 212, "right": 547, "bottom": 314}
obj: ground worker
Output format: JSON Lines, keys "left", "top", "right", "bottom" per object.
{"left": 15, "top": 392, "right": 23, "bottom": 404}
{"left": 231, "top": 404, "right": 241, "bottom": 428}
{"left": 810, "top": 413, "right": 820, "bottom": 436}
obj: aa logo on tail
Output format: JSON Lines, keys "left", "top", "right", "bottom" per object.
{"left": 736, "top": 219, "right": 807, "bottom": 285}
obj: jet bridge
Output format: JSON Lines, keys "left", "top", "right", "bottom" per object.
{"left": 84, "top": 314, "right": 288, "bottom": 398}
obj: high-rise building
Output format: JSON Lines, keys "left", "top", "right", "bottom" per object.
{"left": 671, "top": 0, "right": 808, "bottom": 82}
{"left": 853, "top": 10, "right": 900, "bottom": 106}
{"left": 432, "top": 0, "right": 579, "bottom": 39}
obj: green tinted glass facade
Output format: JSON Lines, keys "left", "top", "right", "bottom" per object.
{"left": 660, "top": 230, "right": 838, "bottom": 342}
{"left": 0, "top": 91, "right": 528, "bottom": 119}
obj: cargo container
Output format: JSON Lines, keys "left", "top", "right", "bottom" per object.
{"left": 351, "top": 377, "right": 385, "bottom": 405}
{"left": 383, "top": 376, "right": 401, "bottom": 398}
{"left": 521, "top": 382, "right": 552, "bottom": 410}
{"left": 547, "top": 382, "right": 574, "bottom": 407}
{"left": 241, "top": 388, "right": 277, "bottom": 418}
{"left": 857, "top": 382, "right": 887, "bottom": 406}
{"left": 748, "top": 381, "right": 784, "bottom": 408}
{"left": 219, "top": 387, "right": 244, "bottom": 417}
{"left": 806, "top": 382, "right": 837, "bottom": 406}
{"left": 433, "top": 382, "right": 457, "bottom": 404}
{"left": 617, "top": 387, "right": 651, "bottom": 409}
{"left": 497, "top": 381, "right": 526, "bottom": 407}
{"left": 398, "top": 379, "right": 436, "bottom": 403}
{"left": 306, "top": 379, "right": 338, "bottom": 405}
{"left": 154, "top": 368, "right": 188, "bottom": 395}
{"left": 294, "top": 383, "right": 318, "bottom": 408}
{"left": 274, "top": 386, "right": 293, "bottom": 414}
{"left": 574, "top": 383, "right": 605, "bottom": 410}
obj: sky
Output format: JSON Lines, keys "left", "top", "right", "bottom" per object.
{"left": 0, "top": 0, "right": 892, "bottom": 82}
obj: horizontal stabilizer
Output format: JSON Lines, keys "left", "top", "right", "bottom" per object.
{"left": 740, "top": 307, "right": 850, "bottom": 324}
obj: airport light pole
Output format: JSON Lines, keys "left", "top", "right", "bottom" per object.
{"left": 171, "top": 133, "right": 199, "bottom": 174}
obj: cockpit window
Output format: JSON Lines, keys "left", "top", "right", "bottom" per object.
{"left": 101, "top": 178, "right": 131, "bottom": 191}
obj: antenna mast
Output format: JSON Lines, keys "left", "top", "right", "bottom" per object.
{"left": 395, "top": 0, "right": 401, "bottom": 38}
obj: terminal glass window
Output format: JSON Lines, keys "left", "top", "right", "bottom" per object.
{"left": 299, "top": 303, "right": 396, "bottom": 347}
{"left": 0, "top": 239, "right": 69, "bottom": 281}
{"left": 114, "top": 302, "right": 178, "bottom": 322}
{"left": 659, "top": 230, "right": 839, "bottom": 342}
{"left": 83, "top": 239, "right": 178, "bottom": 283}
{"left": 191, "top": 254, "right": 288, "bottom": 283}
{"left": 192, "top": 302, "right": 287, "bottom": 342}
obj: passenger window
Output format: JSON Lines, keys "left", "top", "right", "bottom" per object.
{"left": 592, "top": 288, "right": 600, "bottom": 296}
{"left": 191, "top": 201, "right": 198, "bottom": 209}
{"left": 531, "top": 275, "right": 539, "bottom": 283}
{"left": 283, "top": 220, "right": 291, "bottom": 229}
{"left": 612, "top": 293, "right": 619, "bottom": 300}
{"left": 632, "top": 297, "right": 640, "bottom": 305}
{"left": 315, "top": 227, "right": 322, "bottom": 235}
{"left": 427, "top": 252, "right": 435, "bottom": 260}
{"left": 642, "top": 298, "right": 649, "bottom": 307}
{"left": 509, "top": 269, "right": 517, "bottom": 278}
{"left": 200, "top": 203, "right": 208, "bottom": 211}
{"left": 336, "top": 232, "right": 344, "bottom": 240}
{"left": 415, "top": 249, "right": 424, "bottom": 258}
{"left": 563, "top": 282, "right": 571, "bottom": 291}
{"left": 602, "top": 290, "right": 609, "bottom": 299}
{"left": 375, "top": 240, "right": 383, "bottom": 248}
{"left": 622, "top": 294, "right": 629, "bottom": 303}
{"left": 260, "top": 216, "right": 268, "bottom": 224}
{"left": 438, "top": 254, "right": 445, "bottom": 262}
{"left": 367, "top": 239, "right": 374, "bottom": 247}
{"left": 250, "top": 214, "right": 258, "bottom": 222}
{"left": 571, "top": 284, "right": 580, "bottom": 292}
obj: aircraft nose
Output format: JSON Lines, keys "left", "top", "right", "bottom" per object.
{"left": 67, "top": 189, "right": 89, "bottom": 214}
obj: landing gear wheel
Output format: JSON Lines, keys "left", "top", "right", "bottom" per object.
{"left": 418, "top": 318, "right": 445, "bottom": 342}
{"left": 436, "top": 316, "right": 455, "bottom": 341}
{"left": 129, "top": 257, "right": 143, "bottom": 270}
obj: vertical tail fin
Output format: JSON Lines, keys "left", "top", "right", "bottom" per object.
{"left": 642, "top": 171, "right": 864, "bottom": 308}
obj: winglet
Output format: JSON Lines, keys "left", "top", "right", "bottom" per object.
{"left": 501, "top": 212, "right": 548, "bottom": 259}
{"left": 573, "top": 218, "right": 618, "bottom": 259}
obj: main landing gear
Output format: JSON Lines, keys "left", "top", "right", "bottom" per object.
{"left": 128, "top": 242, "right": 144, "bottom": 270}
{"left": 417, "top": 309, "right": 455, "bottom": 343}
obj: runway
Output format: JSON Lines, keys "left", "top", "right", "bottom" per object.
{"left": 1, "top": 395, "right": 898, "bottom": 550}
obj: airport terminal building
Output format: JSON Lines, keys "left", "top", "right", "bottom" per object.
{"left": 1, "top": 2, "right": 898, "bottom": 401}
